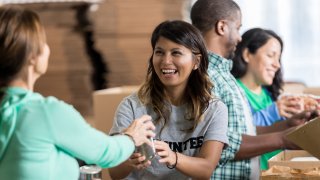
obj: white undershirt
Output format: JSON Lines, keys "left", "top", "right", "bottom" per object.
{"left": 236, "top": 86, "right": 260, "bottom": 180}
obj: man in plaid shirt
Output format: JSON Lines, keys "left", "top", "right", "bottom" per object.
{"left": 191, "top": 0, "right": 316, "bottom": 179}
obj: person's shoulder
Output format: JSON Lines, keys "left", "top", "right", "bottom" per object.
{"left": 210, "top": 98, "right": 225, "bottom": 106}
{"left": 19, "top": 92, "right": 78, "bottom": 118}
{"left": 121, "top": 92, "right": 144, "bottom": 107}
{"left": 209, "top": 98, "right": 228, "bottom": 111}
{"left": 32, "top": 93, "right": 75, "bottom": 112}
{"left": 123, "top": 92, "right": 139, "bottom": 101}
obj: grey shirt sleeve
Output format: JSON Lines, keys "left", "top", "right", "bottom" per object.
{"left": 204, "top": 100, "right": 229, "bottom": 146}
{"left": 109, "top": 96, "right": 135, "bottom": 135}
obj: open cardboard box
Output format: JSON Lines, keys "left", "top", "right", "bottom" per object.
{"left": 263, "top": 117, "right": 320, "bottom": 179}
{"left": 286, "top": 116, "right": 320, "bottom": 160}
{"left": 264, "top": 150, "right": 320, "bottom": 179}
{"left": 268, "top": 117, "right": 320, "bottom": 168}
{"left": 268, "top": 150, "right": 320, "bottom": 169}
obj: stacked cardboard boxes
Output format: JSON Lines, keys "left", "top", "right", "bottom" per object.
{"left": 23, "top": 0, "right": 185, "bottom": 117}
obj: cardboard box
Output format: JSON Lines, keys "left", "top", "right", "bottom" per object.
{"left": 283, "top": 82, "right": 306, "bottom": 94}
{"left": 92, "top": 86, "right": 140, "bottom": 180}
{"left": 304, "top": 87, "right": 320, "bottom": 96}
{"left": 263, "top": 118, "right": 320, "bottom": 179}
{"left": 261, "top": 164, "right": 320, "bottom": 180}
{"left": 268, "top": 150, "right": 320, "bottom": 169}
{"left": 265, "top": 150, "right": 320, "bottom": 179}
{"left": 93, "top": 85, "right": 140, "bottom": 132}
{"left": 268, "top": 117, "right": 320, "bottom": 169}
{"left": 286, "top": 117, "right": 320, "bottom": 159}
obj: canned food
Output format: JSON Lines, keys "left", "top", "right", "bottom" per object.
{"left": 79, "top": 165, "right": 102, "bottom": 180}
{"left": 136, "top": 138, "right": 156, "bottom": 162}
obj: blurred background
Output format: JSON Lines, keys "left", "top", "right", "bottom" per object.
{"left": 1, "top": 0, "right": 319, "bottom": 118}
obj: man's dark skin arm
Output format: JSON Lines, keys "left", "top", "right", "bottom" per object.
{"left": 235, "top": 111, "right": 317, "bottom": 160}
{"left": 235, "top": 132, "right": 285, "bottom": 160}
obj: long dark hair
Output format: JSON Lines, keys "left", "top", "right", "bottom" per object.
{"left": 138, "top": 20, "right": 213, "bottom": 133}
{"left": 231, "top": 28, "right": 284, "bottom": 100}
{"left": 0, "top": 6, "right": 46, "bottom": 100}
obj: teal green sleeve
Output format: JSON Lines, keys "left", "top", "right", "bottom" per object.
{"left": 44, "top": 98, "right": 134, "bottom": 168}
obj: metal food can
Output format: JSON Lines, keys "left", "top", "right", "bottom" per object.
{"left": 79, "top": 165, "right": 102, "bottom": 180}
{"left": 136, "top": 138, "right": 156, "bottom": 162}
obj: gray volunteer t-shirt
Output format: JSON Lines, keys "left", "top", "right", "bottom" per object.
{"left": 110, "top": 93, "right": 229, "bottom": 180}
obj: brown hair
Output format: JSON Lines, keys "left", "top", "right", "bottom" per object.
{"left": 0, "top": 6, "right": 46, "bottom": 98}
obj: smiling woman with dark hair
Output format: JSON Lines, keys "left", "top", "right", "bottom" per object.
{"left": 109, "top": 20, "right": 229, "bottom": 180}
{"left": 231, "top": 28, "right": 284, "bottom": 101}
{"left": 231, "top": 27, "right": 303, "bottom": 170}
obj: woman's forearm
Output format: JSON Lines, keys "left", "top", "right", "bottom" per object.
{"left": 108, "top": 160, "right": 134, "bottom": 179}
{"left": 175, "top": 141, "right": 224, "bottom": 179}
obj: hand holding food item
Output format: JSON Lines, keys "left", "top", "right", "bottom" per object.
{"left": 300, "top": 95, "right": 319, "bottom": 111}
{"left": 278, "top": 94, "right": 320, "bottom": 117}
{"left": 277, "top": 96, "right": 303, "bottom": 118}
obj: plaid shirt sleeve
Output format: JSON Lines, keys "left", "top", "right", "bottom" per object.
{"left": 210, "top": 69, "right": 244, "bottom": 163}
{"left": 208, "top": 53, "right": 252, "bottom": 179}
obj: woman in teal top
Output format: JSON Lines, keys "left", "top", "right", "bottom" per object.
{"left": 231, "top": 28, "right": 302, "bottom": 170}
{"left": 0, "top": 6, "right": 155, "bottom": 180}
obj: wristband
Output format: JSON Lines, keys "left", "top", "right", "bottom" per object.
{"left": 167, "top": 151, "right": 178, "bottom": 169}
